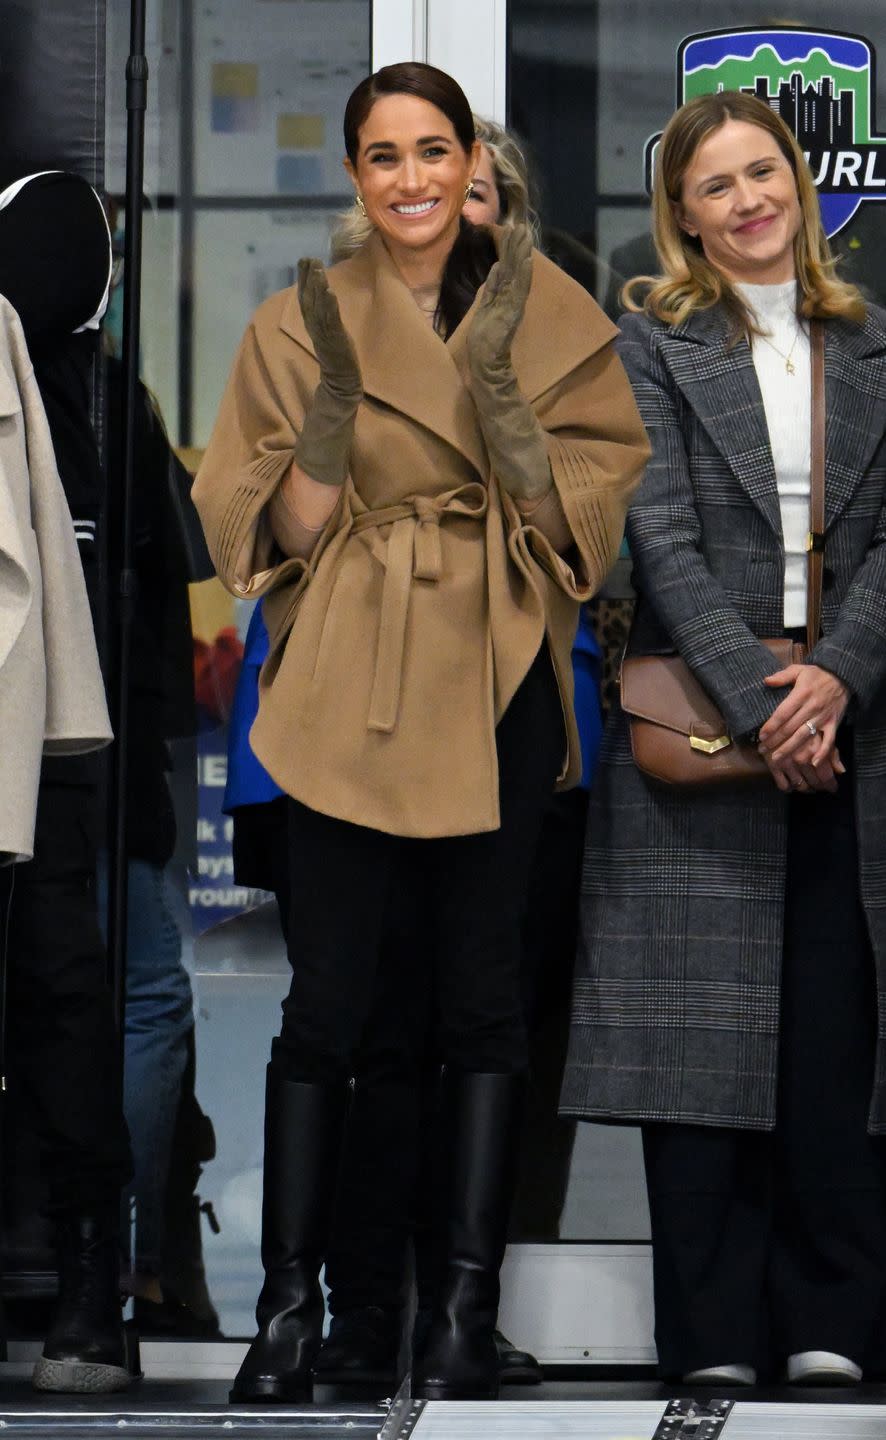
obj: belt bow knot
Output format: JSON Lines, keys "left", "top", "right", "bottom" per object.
{"left": 350, "top": 483, "right": 487, "bottom": 733}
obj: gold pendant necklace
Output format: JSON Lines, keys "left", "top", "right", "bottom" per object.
{"left": 758, "top": 326, "right": 802, "bottom": 375}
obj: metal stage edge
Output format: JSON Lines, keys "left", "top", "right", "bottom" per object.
{"left": 2, "top": 1401, "right": 886, "bottom": 1438}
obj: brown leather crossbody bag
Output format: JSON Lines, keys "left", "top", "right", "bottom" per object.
{"left": 620, "top": 320, "right": 825, "bottom": 790}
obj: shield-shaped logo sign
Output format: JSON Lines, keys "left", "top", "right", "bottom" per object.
{"left": 645, "top": 27, "right": 886, "bottom": 238}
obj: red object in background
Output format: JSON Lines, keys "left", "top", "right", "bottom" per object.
{"left": 193, "top": 627, "right": 244, "bottom": 728}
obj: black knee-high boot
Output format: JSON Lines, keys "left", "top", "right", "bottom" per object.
{"left": 411, "top": 1070, "right": 525, "bottom": 1401}
{"left": 230, "top": 1068, "right": 349, "bottom": 1404}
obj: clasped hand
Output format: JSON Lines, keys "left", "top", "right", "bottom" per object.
{"left": 757, "top": 662, "right": 850, "bottom": 794}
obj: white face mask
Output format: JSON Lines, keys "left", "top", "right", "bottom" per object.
{"left": 0, "top": 170, "right": 114, "bottom": 333}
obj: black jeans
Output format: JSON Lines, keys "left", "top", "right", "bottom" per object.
{"left": 3, "top": 782, "right": 131, "bottom": 1214}
{"left": 642, "top": 739, "right": 886, "bottom": 1377}
{"left": 272, "top": 645, "right": 564, "bottom": 1084}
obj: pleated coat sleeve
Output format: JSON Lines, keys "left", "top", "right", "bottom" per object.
{"left": 537, "top": 343, "right": 651, "bottom": 595}
{"left": 192, "top": 310, "right": 324, "bottom": 602}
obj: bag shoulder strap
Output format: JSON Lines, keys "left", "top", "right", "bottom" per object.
{"left": 807, "top": 319, "right": 826, "bottom": 649}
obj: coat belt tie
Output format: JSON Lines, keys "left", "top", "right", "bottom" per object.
{"left": 350, "top": 483, "right": 488, "bottom": 733}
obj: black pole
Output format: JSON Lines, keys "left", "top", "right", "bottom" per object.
{"left": 106, "top": 0, "right": 148, "bottom": 1035}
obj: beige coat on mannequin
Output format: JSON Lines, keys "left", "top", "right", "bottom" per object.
{"left": 0, "top": 297, "right": 112, "bottom": 861}
{"left": 194, "top": 232, "right": 649, "bottom": 838}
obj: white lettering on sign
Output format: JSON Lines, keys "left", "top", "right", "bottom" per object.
{"left": 198, "top": 754, "right": 228, "bottom": 787}
{"left": 863, "top": 152, "right": 886, "bottom": 187}
{"left": 189, "top": 886, "right": 251, "bottom": 909}
{"left": 831, "top": 151, "right": 862, "bottom": 187}
{"left": 805, "top": 151, "right": 830, "bottom": 186}
{"left": 198, "top": 854, "right": 234, "bottom": 879}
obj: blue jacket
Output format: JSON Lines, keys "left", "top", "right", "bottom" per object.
{"left": 225, "top": 600, "right": 603, "bottom": 811}
{"left": 224, "top": 604, "right": 283, "bottom": 811}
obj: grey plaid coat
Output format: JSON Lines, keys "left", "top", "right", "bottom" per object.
{"left": 561, "top": 301, "right": 886, "bottom": 1133}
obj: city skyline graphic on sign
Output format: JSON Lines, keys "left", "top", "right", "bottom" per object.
{"left": 645, "top": 28, "right": 886, "bottom": 237}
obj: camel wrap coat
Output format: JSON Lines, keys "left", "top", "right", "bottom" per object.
{"left": 561, "top": 303, "right": 886, "bottom": 1133}
{"left": 193, "top": 232, "right": 649, "bottom": 837}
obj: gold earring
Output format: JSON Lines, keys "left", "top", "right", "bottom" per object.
{"left": 464, "top": 181, "right": 474, "bottom": 203}
{"left": 355, "top": 194, "right": 367, "bottom": 217}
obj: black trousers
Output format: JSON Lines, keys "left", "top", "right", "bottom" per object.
{"left": 642, "top": 741, "right": 886, "bottom": 1376}
{"left": 3, "top": 782, "right": 131, "bottom": 1214}
{"left": 272, "top": 645, "right": 564, "bottom": 1086}
{"left": 325, "top": 901, "right": 437, "bottom": 1313}
{"left": 233, "top": 799, "right": 431, "bottom": 1311}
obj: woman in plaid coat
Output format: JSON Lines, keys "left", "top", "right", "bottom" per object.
{"left": 562, "top": 91, "right": 886, "bottom": 1386}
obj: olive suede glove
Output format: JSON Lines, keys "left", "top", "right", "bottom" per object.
{"left": 466, "top": 225, "right": 552, "bottom": 503}
{"left": 292, "top": 257, "right": 363, "bottom": 487}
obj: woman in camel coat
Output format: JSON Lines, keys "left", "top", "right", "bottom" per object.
{"left": 194, "top": 61, "right": 648, "bottom": 1405}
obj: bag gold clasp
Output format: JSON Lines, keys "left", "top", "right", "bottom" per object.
{"left": 688, "top": 727, "right": 732, "bottom": 755}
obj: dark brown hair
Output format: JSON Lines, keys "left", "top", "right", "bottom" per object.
{"left": 343, "top": 62, "right": 495, "bottom": 335}
{"left": 344, "top": 62, "right": 475, "bottom": 162}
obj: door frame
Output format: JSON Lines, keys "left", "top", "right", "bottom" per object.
{"left": 373, "top": 0, "right": 507, "bottom": 121}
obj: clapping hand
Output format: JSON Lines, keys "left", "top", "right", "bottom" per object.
{"left": 467, "top": 224, "right": 534, "bottom": 378}
{"left": 297, "top": 259, "right": 362, "bottom": 402}
{"left": 292, "top": 258, "right": 363, "bottom": 488}
{"left": 467, "top": 225, "right": 551, "bottom": 504}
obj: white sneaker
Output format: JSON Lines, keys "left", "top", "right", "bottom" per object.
{"left": 683, "top": 1364, "right": 757, "bottom": 1386}
{"left": 787, "top": 1351, "right": 862, "bottom": 1385}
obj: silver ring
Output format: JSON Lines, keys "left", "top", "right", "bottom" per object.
{"left": 806, "top": 720, "right": 818, "bottom": 737}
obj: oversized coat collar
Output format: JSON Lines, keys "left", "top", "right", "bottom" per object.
{"left": 655, "top": 298, "right": 886, "bottom": 538}
{"left": 279, "top": 227, "right": 617, "bottom": 477}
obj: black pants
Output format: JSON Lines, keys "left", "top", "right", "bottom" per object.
{"left": 642, "top": 743, "right": 886, "bottom": 1376}
{"left": 325, "top": 790, "right": 588, "bottom": 1313}
{"left": 3, "top": 782, "right": 131, "bottom": 1214}
{"left": 233, "top": 798, "right": 431, "bottom": 1312}
{"left": 326, "top": 899, "right": 437, "bottom": 1313}
{"left": 272, "top": 645, "right": 564, "bottom": 1085}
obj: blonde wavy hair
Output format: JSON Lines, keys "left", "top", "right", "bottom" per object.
{"left": 329, "top": 114, "right": 539, "bottom": 262}
{"left": 624, "top": 90, "right": 865, "bottom": 336}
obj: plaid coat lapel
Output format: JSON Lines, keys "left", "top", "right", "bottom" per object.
{"left": 657, "top": 307, "right": 782, "bottom": 543}
{"left": 822, "top": 312, "right": 886, "bottom": 529}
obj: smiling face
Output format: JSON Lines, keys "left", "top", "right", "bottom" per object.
{"left": 345, "top": 92, "right": 479, "bottom": 273}
{"left": 676, "top": 118, "right": 802, "bottom": 285}
{"left": 462, "top": 145, "right": 501, "bottom": 226}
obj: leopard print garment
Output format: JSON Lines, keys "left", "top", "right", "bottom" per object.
{"left": 587, "top": 596, "right": 635, "bottom": 715}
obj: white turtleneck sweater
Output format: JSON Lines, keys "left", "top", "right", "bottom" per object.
{"left": 736, "top": 279, "right": 811, "bottom": 628}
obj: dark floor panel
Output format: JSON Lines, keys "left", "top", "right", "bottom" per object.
{"left": 4, "top": 1376, "right": 886, "bottom": 1405}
